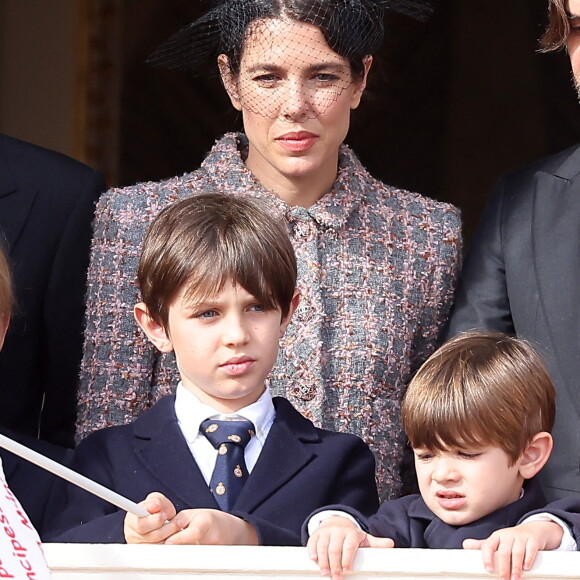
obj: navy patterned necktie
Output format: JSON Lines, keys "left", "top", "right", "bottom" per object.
{"left": 200, "top": 418, "right": 255, "bottom": 511}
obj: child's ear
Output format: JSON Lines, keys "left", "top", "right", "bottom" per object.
{"left": 217, "top": 54, "right": 242, "bottom": 111}
{"left": 279, "top": 291, "right": 300, "bottom": 337}
{"left": 134, "top": 303, "right": 174, "bottom": 353}
{"left": 518, "top": 432, "right": 553, "bottom": 480}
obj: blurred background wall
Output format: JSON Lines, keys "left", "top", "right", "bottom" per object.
{"left": 1, "top": 0, "right": 579, "bottom": 245}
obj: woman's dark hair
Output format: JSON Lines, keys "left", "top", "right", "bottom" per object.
{"left": 218, "top": 0, "right": 385, "bottom": 79}
{"left": 149, "top": 0, "right": 433, "bottom": 79}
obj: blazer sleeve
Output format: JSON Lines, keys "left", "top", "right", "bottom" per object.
{"left": 40, "top": 167, "right": 105, "bottom": 447}
{"left": 243, "top": 435, "right": 379, "bottom": 546}
{"left": 42, "top": 434, "right": 128, "bottom": 543}
{"left": 301, "top": 496, "right": 417, "bottom": 548}
{"left": 522, "top": 497, "right": 580, "bottom": 546}
{"left": 444, "top": 174, "right": 516, "bottom": 340}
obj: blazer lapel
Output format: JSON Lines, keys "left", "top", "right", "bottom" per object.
{"left": 532, "top": 166, "right": 580, "bottom": 421}
{"left": 234, "top": 398, "right": 317, "bottom": 513}
{"left": 133, "top": 399, "right": 218, "bottom": 510}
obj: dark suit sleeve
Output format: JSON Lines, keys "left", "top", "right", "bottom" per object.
{"left": 42, "top": 434, "right": 127, "bottom": 543}
{"left": 521, "top": 498, "right": 580, "bottom": 545}
{"left": 40, "top": 167, "right": 105, "bottom": 446}
{"left": 0, "top": 432, "right": 74, "bottom": 537}
{"left": 241, "top": 437, "right": 379, "bottom": 546}
{"left": 445, "top": 175, "right": 516, "bottom": 339}
{"left": 301, "top": 496, "right": 416, "bottom": 548}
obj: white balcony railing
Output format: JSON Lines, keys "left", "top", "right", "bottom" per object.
{"left": 43, "top": 544, "right": 580, "bottom": 579}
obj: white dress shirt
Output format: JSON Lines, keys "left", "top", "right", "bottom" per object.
{"left": 174, "top": 382, "right": 276, "bottom": 485}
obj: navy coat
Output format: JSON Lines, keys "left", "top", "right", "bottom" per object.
{"left": 0, "top": 134, "right": 105, "bottom": 447}
{"left": 45, "top": 396, "right": 379, "bottom": 545}
{"left": 445, "top": 144, "right": 580, "bottom": 500}
{"left": 305, "top": 478, "right": 580, "bottom": 548}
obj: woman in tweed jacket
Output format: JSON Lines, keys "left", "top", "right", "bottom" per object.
{"left": 77, "top": 0, "right": 461, "bottom": 501}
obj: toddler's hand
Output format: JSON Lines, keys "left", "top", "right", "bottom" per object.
{"left": 307, "top": 516, "right": 394, "bottom": 580}
{"left": 463, "top": 520, "right": 563, "bottom": 580}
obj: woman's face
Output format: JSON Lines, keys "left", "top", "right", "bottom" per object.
{"left": 219, "top": 18, "right": 371, "bottom": 201}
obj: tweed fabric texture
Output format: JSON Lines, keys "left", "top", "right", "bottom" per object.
{"left": 77, "top": 132, "right": 461, "bottom": 500}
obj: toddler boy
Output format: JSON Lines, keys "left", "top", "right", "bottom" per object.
{"left": 306, "top": 332, "right": 580, "bottom": 579}
{"left": 45, "top": 193, "right": 379, "bottom": 545}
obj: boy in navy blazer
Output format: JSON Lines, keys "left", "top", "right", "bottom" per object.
{"left": 45, "top": 193, "right": 379, "bottom": 545}
{"left": 306, "top": 332, "right": 580, "bottom": 580}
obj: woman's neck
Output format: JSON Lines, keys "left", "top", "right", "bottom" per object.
{"left": 244, "top": 147, "right": 339, "bottom": 209}
{"left": 269, "top": 176, "right": 334, "bottom": 208}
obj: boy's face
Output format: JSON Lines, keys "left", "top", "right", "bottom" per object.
{"left": 413, "top": 445, "right": 524, "bottom": 526}
{"left": 137, "top": 280, "right": 297, "bottom": 413}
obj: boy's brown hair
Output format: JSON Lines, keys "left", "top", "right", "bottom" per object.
{"left": 0, "top": 246, "right": 14, "bottom": 321}
{"left": 138, "top": 193, "right": 297, "bottom": 330}
{"left": 540, "top": 0, "right": 568, "bottom": 52}
{"left": 402, "top": 331, "right": 556, "bottom": 465}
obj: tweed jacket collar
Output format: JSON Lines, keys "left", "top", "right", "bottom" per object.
{"left": 200, "top": 132, "right": 373, "bottom": 232}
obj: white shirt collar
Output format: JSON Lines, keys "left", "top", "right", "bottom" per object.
{"left": 174, "top": 382, "right": 275, "bottom": 444}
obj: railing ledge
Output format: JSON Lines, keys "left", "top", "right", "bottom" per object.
{"left": 43, "top": 544, "right": 580, "bottom": 579}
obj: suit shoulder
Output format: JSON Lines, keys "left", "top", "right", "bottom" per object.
{"left": 0, "top": 133, "right": 103, "bottom": 186}
{"left": 501, "top": 143, "right": 580, "bottom": 184}
{"left": 77, "top": 396, "right": 176, "bottom": 448}
{"left": 482, "top": 144, "right": 580, "bottom": 215}
{"left": 272, "top": 397, "right": 372, "bottom": 450}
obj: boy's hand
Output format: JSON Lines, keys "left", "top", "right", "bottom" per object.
{"left": 164, "top": 509, "right": 259, "bottom": 545}
{"left": 307, "top": 516, "right": 394, "bottom": 580}
{"left": 124, "top": 492, "right": 179, "bottom": 544}
{"left": 463, "top": 520, "right": 563, "bottom": 580}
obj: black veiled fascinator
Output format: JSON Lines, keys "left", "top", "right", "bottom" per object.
{"left": 147, "top": 0, "right": 435, "bottom": 73}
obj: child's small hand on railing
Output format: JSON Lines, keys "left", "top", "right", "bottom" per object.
{"left": 463, "top": 519, "right": 563, "bottom": 580}
{"left": 307, "top": 516, "right": 394, "bottom": 580}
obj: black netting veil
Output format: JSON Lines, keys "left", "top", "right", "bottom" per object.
{"left": 148, "top": 0, "right": 435, "bottom": 73}
{"left": 147, "top": 0, "right": 435, "bottom": 122}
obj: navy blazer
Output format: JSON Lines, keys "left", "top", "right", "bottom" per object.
{"left": 45, "top": 395, "right": 379, "bottom": 545}
{"left": 0, "top": 134, "right": 105, "bottom": 447}
{"left": 305, "top": 479, "right": 580, "bottom": 548}
{"left": 445, "top": 143, "right": 580, "bottom": 500}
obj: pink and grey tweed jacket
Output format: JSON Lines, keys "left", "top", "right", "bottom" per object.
{"left": 77, "top": 133, "right": 461, "bottom": 500}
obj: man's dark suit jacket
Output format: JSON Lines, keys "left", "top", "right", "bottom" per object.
{"left": 0, "top": 428, "right": 73, "bottom": 536}
{"left": 445, "top": 143, "right": 580, "bottom": 500}
{"left": 0, "top": 134, "right": 105, "bottom": 447}
{"left": 304, "top": 479, "right": 580, "bottom": 547}
{"left": 44, "top": 395, "right": 380, "bottom": 545}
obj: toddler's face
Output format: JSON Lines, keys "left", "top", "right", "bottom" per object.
{"left": 413, "top": 445, "right": 523, "bottom": 526}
